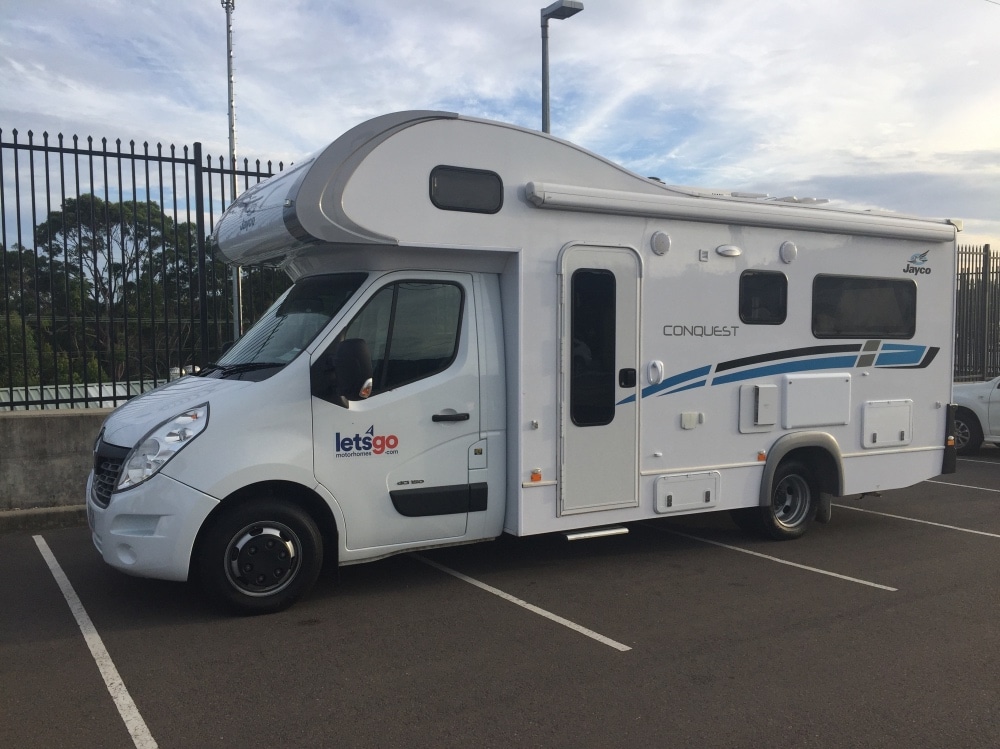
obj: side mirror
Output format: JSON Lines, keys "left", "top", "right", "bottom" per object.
{"left": 333, "top": 338, "right": 374, "bottom": 400}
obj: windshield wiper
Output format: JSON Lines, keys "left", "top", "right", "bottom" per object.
{"left": 206, "top": 361, "right": 287, "bottom": 378}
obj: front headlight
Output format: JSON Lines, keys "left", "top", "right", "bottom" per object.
{"left": 117, "top": 404, "right": 209, "bottom": 491}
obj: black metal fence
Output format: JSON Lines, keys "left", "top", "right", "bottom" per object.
{"left": 955, "top": 243, "right": 999, "bottom": 382}
{"left": 1, "top": 128, "right": 291, "bottom": 408}
{"left": 2, "top": 126, "right": 999, "bottom": 408}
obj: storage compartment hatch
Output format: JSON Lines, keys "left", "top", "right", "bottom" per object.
{"left": 654, "top": 472, "right": 721, "bottom": 515}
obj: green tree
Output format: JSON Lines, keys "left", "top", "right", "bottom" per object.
{"left": 0, "top": 311, "right": 39, "bottom": 390}
{"left": 33, "top": 195, "right": 176, "bottom": 381}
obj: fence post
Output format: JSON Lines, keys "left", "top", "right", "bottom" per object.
{"left": 982, "top": 244, "right": 991, "bottom": 381}
{"left": 979, "top": 244, "right": 993, "bottom": 381}
{"left": 194, "top": 142, "right": 209, "bottom": 368}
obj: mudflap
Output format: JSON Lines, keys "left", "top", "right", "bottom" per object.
{"left": 942, "top": 403, "right": 958, "bottom": 475}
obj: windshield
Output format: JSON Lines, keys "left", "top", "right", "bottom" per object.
{"left": 210, "top": 273, "right": 367, "bottom": 375}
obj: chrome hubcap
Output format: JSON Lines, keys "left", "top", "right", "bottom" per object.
{"left": 772, "top": 473, "right": 811, "bottom": 529}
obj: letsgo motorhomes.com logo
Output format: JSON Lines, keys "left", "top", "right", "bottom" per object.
{"left": 903, "top": 250, "right": 931, "bottom": 275}
{"left": 335, "top": 425, "right": 399, "bottom": 457}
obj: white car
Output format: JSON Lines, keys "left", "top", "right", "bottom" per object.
{"left": 953, "top": 377, "right": 1000, "bottom": 455}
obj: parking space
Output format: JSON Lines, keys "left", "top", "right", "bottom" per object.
{"left": 3, "top": 461, "right": 999, "bottom": 748}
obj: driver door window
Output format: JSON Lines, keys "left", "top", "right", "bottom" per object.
{"left": 341, "top": 281, "right": 463, "bottom": 395}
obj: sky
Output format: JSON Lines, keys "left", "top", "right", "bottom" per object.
{"left": 2, "top": 0, "right": 999, "bottom": 242}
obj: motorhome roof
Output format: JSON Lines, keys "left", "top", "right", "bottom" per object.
{"left": 211, "top": 110, "right": 959, "bottom": 267}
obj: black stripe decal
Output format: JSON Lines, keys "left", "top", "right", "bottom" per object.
{"left": 715, "top": 344, "right": 863, "bottom": 373}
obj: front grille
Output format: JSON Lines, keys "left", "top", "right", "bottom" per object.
{"left": 92, "top": 439, "right": 130, "bottom": 509}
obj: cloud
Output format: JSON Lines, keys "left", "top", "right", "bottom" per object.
{"left": 1, "top": 0, "right": 999, "bottom": 237}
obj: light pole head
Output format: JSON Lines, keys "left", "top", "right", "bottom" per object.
{"left": 541, "top": 0, "right": 583, "bottom": 22}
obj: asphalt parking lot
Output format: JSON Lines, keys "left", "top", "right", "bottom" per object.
{"left": 3, "top": 454, "right": 999, "bottom": 749}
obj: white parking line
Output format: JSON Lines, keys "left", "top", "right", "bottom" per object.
{"left": 926, "top": 479, "right": 1000, "bottom": 494}
{"left": 956, "top": 457, "right": 1000, "bottom": 465}
{"left": 660, "top": 529, "right": 898, "bottom": 592}
{"left": 33, "top": 536, "right": 158, "bottom": 749}
{"left": 834, "top": 504, "right": 1000, "bottom": 539}
{"left": 413, "top": 555, "right": 632, "bottom": 652}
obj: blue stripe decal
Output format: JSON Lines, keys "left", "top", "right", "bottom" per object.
{"left": 711, "top": 355, "right": 859, "bottom": 385}
{"left": 659, "top": 379, "right": 707, "bottom": 396}
{"left": 626, "top": 341, "right": 932, "bottom": 403}
{"left": 615, "top": 374, "right": 711, "bottom": 406}
{"left": 641, "top": 365, "right": 712, "bottom": 398}
{"left": 875, "top": 344, "right": 925, "bottom": 366}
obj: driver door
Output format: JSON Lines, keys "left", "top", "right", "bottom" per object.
{"left": 311, "top": 272, "right": 482, "bottom": 551}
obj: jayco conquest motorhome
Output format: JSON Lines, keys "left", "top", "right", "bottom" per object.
{"left": 87, "top": 111, "right": 959, "bottom": 613}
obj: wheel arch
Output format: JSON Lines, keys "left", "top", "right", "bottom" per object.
{"left": 954, "top": 405, "right": 983, "bottom": 430}
{"left": 190, "top": 480, "right": 339, "bottom": 580}
{"left": 759, "top": 432, "right": 844, "bottom": 507}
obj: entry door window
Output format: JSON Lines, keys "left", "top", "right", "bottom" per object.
{"left": 570, "top": 269, "right": 616, "bottom": 426}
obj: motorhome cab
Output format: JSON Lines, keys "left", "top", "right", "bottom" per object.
{"left": 86, "top": 111, "right": 959, "bottom": 613}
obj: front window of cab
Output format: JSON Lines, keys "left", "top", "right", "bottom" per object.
{"left": 203, "top": 273, "right": 367, "bottom": 379}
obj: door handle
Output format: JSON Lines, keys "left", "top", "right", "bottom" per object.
{"left": 432, "top": 412, "right": 470, "bottom": 422}
{"left": 619, "top": 368, "right": 637, "bottom": 388}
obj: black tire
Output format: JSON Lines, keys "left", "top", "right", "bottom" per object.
{"left": 759, "top": 460, "right": 817, "bottom": 540}
{"left": 197, "top": 497, "right": 323, "bottom": 615}
{"left": 954, "top": 408, "right": 983, "bottom": 456}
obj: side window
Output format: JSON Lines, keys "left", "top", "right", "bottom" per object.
{"left": 342, "top": 281, "right": 463, "bottom": 394}
{"left": 429, "top": 165, "right": 503, "bottom": 214}
{"left": 570, "top": 269, "right": 616, "bottom": 426}
{"left": 740, "top": 270, "right": 787, "bottom": 325}
{"left": 812, "top": 275, "right": 916, "bottom": 339}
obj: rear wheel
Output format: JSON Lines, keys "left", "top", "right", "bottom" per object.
{"left": 197, "top": 497, "right": 323, "bottom": 615}
{"left": 732, "top": 460, "right": 819, "bottom": 539}
{"left": 954, "top": 408, "right": 983, "bottom": 456}
{"left": 760, "top": 460, "right": 817, "bottom": 540}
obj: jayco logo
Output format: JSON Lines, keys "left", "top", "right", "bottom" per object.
{"left": 903, "top": 250, "right": 931, "bottom": 275}
{"left": 335, "top": 425, "right": 399, "bottom": 457}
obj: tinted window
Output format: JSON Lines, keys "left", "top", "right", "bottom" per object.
{"left": 430, "top": 165, "right": 503, "bottom": 214}
{"left": 812, "top": 275, "right": 916, "bottom": 339}
{"left": 740, "top": 270, "right": 787, "bottom": 324}
{"left": 342, "top": 281, "right": 463, "bottom": 393}
{"left": 570, "top": 269, "right": 616, "bottom": 426}
{"left": 216, "top": 272, "right": 367, "bottom": 369}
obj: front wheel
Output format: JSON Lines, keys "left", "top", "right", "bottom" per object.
{"left": 760, "top": 460, "right": 817, "bottom": 540}
{"left": 197, "top": 497, "right": 323, "bottom": 615}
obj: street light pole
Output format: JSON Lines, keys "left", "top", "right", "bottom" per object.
{"left": 222, "top": 0, "right": 242, "bottom": 341}
{"left": 540, "top": 0, "right": 583, "bottom": 134}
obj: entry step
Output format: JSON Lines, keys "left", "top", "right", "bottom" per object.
{"left": 565, "top": 526, "right": 629, "bottom": 541}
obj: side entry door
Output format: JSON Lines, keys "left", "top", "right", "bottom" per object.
{"left": 311, "top": 272, "right": 482, "bottom": 551}
{"left": 560, "top": 246, "right": 640, "bottom": 515}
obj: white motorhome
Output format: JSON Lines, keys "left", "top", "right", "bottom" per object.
{"left": 86, "top": 111, "right": 958, "bottom": 613}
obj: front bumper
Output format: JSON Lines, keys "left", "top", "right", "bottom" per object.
{"left": 87, "top": 471, "right": 219, "bottom": 582}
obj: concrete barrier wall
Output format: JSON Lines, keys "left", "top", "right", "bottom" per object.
{"left": 0, "top": 410, "right": 112, "bottom": 511}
